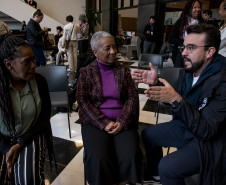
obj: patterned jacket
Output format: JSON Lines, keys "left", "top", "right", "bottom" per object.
{"left": 76, "top": 59, "right": 139, "bottom": 130}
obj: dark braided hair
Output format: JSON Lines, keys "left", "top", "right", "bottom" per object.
{"left": 179, "top": 0, "right": 204, "bottom": 38}
{"left": 0, "top": 34, "right": 29, "bottom": 136}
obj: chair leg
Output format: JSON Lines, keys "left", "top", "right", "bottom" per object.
{"left": 156, "top": 102, "right": 160, "bottom": 124}
{"left": 167, "top": 147, "right": 170, "bottom": 155}
{"left": 67, "top": 110, "right": 72, "bottom": 138}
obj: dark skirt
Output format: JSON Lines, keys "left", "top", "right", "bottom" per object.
{"left": 82, "top": 123, "right": 140, "bottom": 185}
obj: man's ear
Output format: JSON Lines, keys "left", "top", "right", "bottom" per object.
{"left": 207, "top": 47, "right": 216, "bottom": 58}
{"left": 4, "top": 59, "right": 13, "bottom": 71}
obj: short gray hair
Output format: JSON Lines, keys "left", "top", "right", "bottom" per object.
{"left": 90, "top": 31, "right": 113, "bottom": 50}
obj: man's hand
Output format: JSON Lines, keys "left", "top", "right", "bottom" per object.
{"left": 6, "top": 144, "right": 21, "bottom": 179}
{"left": 131, "top": 63, "right": 158, "bottom": 85}
{"left": 144, "top": 78, "right": 181, "bottom": 103}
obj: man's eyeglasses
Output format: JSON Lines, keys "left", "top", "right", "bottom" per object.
{"left": 178, "top": 44, "right": 210, "bottom": 53}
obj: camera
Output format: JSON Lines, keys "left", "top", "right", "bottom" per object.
{"left": 48, "top": 28, "right": 51, "bottom": 31}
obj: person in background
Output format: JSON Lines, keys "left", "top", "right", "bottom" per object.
{"left": 202, "top": 9, "right": 219, "bottom": 28}
{"left": 62, "top": 15, "right": 79, "bottom": 72}
{"left": 143, "top": 16, "right": 161, "bottom": 54}
{"left": 0, "top": 21, "right": 10, "bottom": 35}
{"left": 218, "top": 0, "right": 226, "bottom": 57}
{"left": 54, "top": 26, "right": 63, "bottom": 46}
{"left": 77, "top": 14, "right": 89, "bottom": 53}
{"left": 0, "top": 34, "right": 55, "bottom": 184}
{"left": 28, "top": 0, "right": 37, "bottom": 8}
{"left": 77, "top": 31, "right": 140, "bottom": 185}
{"left": 21, "top": 21, "right": 27, "bottom": 32}
{"left": 168, "top": 0, "right": 203, "bottom": 67}
{"left": 27, "top": 9, "right": 48, "bottom": 66}
{"left": 132, "top": 24, "right": 226, "bottom": 185}
{"left": 56, "top": 34, "right": 67, "bottom": 65}
{"left": 20, "top": 21, "right": 27, "bottom": 40}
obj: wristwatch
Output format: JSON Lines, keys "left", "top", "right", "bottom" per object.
{"left": 171, "top": 100, "right": 180, "bottom": 108}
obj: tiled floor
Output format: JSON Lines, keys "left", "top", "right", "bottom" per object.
{"left": 45, "top": 57, "right": 174, "bottom": 185}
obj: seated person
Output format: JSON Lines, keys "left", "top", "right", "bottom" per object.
{"left": 28, "top": 0, "right": 37, "bottom": 8}
{"left": 56, "top": 36, "right": 66, "bottom": 65}
{"left": 132, "top": 24, "right": 226, "bottom": 185}
{"left": 76, "top": 31, "right": 140, "bottom": 185}
{"left": 43, "top": 34, "right": 58, "bottom": 62}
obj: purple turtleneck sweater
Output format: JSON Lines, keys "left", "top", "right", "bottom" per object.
{"left": 97, "top": 60, "right": 122, "bottom": 119}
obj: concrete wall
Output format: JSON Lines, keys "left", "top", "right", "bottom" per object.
{"left": 0, "top": 0, "right": 85, "bottom": 34}
{"left": 37, "top": 0, "right": 86, "bottom": 25}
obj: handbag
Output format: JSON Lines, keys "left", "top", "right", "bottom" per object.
{"left": 65, "top": 25, "right": 74, "bottom": 49}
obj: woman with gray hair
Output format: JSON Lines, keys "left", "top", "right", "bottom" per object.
{"left": 77, "top": 31, "right": 140, "bottom": 185}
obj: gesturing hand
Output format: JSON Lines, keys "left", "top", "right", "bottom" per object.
{"left": 6, "top": 144, "right": 21, "bottom": 179}
{"left": 144, "top": 78, "right": 181, "bottom": 103}
{"left": 131, "top": 63, "right": 158, "bottom": 85}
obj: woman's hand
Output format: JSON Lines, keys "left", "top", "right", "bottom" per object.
{"left": 108, "top": 122, "right": 123, "bottom": 135}
{"left": 6, "top": 144, "right": 21, "bottom": 179}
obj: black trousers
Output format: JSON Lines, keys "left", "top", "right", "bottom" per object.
{"left": 82, "top": 123, "right": 140, "bottom": 185}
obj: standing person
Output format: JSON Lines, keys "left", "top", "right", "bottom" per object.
{"left": 168, "top": 0, "right": 203, "bottom": 67}
{"left": 54, "top": 26, "right": 63, "bottom": 46}
{"left": 0, "top": 21, "right": 10, "bottom": 35}
{"left": 218, "top": 0, "right": 226, "bottom": 57}
{"left": 28, "top": 0, "right": 37, "bottom": 8}
{"left": 132, "top": 24, "right": 226, "bottom": 185}
{"left": 76, "top": 31, "right": 140, "bottom": 185}
{"left": 0, "top": 34, "right": 55, "bottom": 184}
{"left": 21, "top": 20, "right": 27, "bottom": 32}
{"left": 77, "top": 14, "right": 89, "bottom": 53}
{"left": 62, "top": 15, "right": 79, "bottom": 72}
{"left": 27, "top": 9, "right": 48, "bottom": 66}
{"left": 202, "top": 9, "right": 219, "bottom": 28}
{"left": 143, "top": 16, "right": 161, "bottom": 54}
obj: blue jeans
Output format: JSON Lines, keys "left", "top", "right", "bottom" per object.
{"left": 142, "top": 120, "right": 200, "bottom": 185}
{"left": 143, "top": 40, "right": 156, "bottom": 54}
{"left": 31, "top": 45, "right": 46, "bottom": 66}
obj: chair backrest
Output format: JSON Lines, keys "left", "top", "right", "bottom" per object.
{"left": 138, "top": 54, "right": 163, "bottom": 69}
{"left": 35, "top": 66, "right": 68, "bottom": 92}
{"left": 131, "top": 36, "right": 139, "bottom": 45}
{"left": 159, "top": 68, "right": 182, "bottom": 86}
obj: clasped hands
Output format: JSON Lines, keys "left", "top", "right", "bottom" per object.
{"left": 105, "top": 121, "right": 122, "bottom": 135}
{"left": 131, "top": 63, "right": 180, "bottom": 104}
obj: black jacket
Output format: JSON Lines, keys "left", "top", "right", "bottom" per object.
{"left": 173, "top": 54, "right": 226, "bottom": 185}
{"left": 143, "top": 23, "right": 161, "bottom": 42}
{"left": 27, "top": 19, "right": 46, "bottom": 47}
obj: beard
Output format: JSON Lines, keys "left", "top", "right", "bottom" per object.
{"left": 183, "top": 56, "right": 205, "bottom": 74}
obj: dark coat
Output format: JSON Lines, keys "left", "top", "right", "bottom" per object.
{"left": 168, "top": 18, "right": 184, "bottom": 67}
{"left": 76, "top": 59, "right": 139, "bottom": 130}
{"left": 27, "top": 19, "right": 46, "bottom": 47}
{"left": 143, "top": 23, "right": 161, "bottom": 42}
{"left": 173, "top": 54, "right": 226, "bottom": 185}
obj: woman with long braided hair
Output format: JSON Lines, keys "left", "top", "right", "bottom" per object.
{"left": 0, "top": 34, "right": 54, "bottom": 184}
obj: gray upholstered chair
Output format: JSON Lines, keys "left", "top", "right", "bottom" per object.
{"left": 122, "top": 36, "right": 141, "bottom": 60}
{"left": 138, "top": 53, "right": 163, "bottom": 70}
{"left": 36, "top": 65, "right": 72, "bottom": 138}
